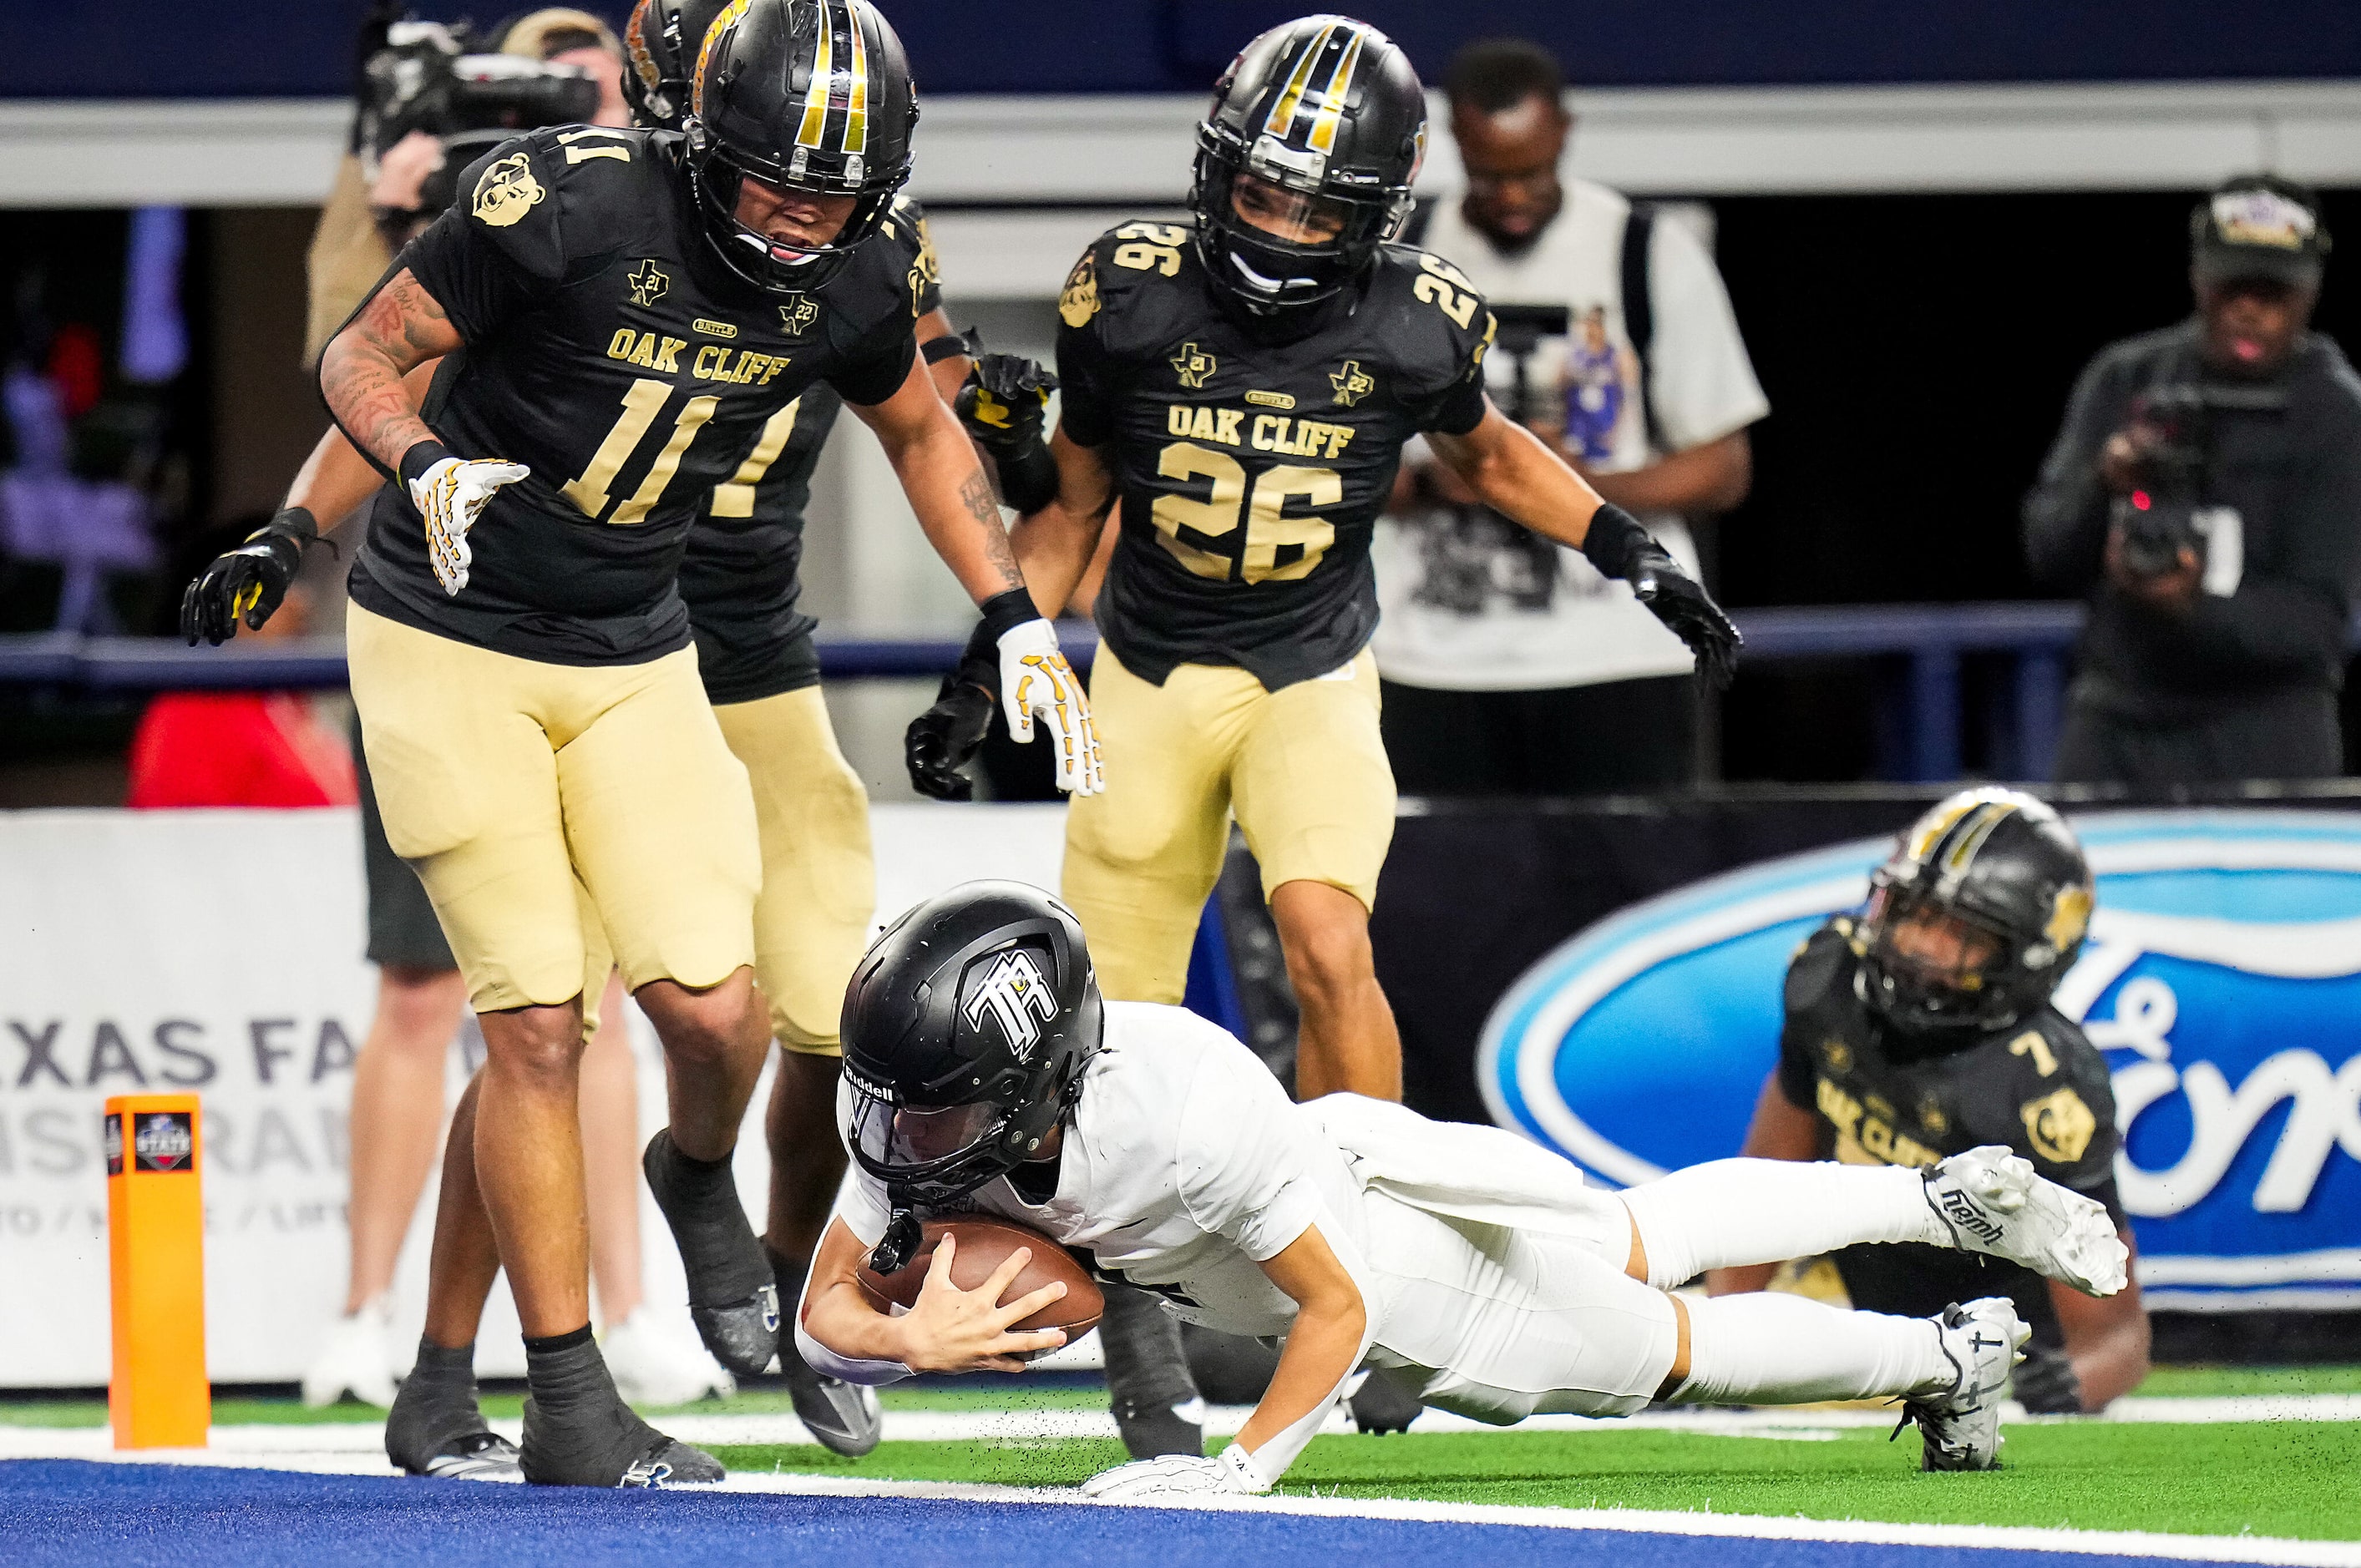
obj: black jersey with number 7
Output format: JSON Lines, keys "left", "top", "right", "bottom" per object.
{"left": 344, "top": 124, "right": 924, "bottom": 667}
{"left": 1057, "top": 218, "right": 1496, "bottom": 692}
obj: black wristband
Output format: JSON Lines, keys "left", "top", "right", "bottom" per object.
{"left": 254, "top": 505, "right": 321, "bottom": 546}
{"left": 1579, "top": 501, "right": 1654, "bottom": 582}
{"left": 975, "top": 586, "right": 1038, "bottom": 642}
{"left": 397, "top": 438, "right": 456, "bottom": 489}
{"left": 992, "top": 441, "right": 1061, "bottom": 516}
{"left": 921, "top": 331, "right": 974, "bottom": 367}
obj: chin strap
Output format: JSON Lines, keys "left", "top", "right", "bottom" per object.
{"left": 869, "top": 1201, "right": 924, "bottom": 1276}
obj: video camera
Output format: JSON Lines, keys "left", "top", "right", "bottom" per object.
{"left": 357, "top": 20, "right": 601, "bottom": 169}
{"left": 1487, "top": 303, "right": 1573, "bottom": 427}
{"left": 2108, "top": 380, "right": 2286, "bottom": 579}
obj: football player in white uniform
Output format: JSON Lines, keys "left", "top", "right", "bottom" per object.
{"left": 797, "top": 883, "right": 2130, "bottom": 1494}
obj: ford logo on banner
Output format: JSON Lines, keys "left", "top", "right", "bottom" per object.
{"left": 1480, "top": 810, "right": 2361, "bottom": 1312}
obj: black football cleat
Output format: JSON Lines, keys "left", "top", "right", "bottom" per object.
{"left": 642, "top": 1129, "right": 780, "bottom": 1378}
{"left": 385, "top": 1343, "right": 520, "bottom": 1482}
{"left": 769, "top": 1242, "right": 883, "bottom": 1457}
{"left": 1348, "top": 1368, "right": 1424, "bottom": 1434}
{"left": 1102, "top": 1282, "right": 1204, "bottom": 1459}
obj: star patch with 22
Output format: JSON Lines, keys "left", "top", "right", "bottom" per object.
{"left": 1330, "top": 359, "right": 1374, "bottom": 407}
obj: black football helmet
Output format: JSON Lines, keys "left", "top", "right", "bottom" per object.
{"left": 1858, "top": 788, "right": 2095, "bottom": 1036}
{"left": 683, "top": 0, "right": 918, "bottom": 293}
{"left": 1191, "top": 15, "right": 1426, "bottom": 316}
{"left": 840, "top": 881, "right": 1102, "bottom": 1267}
{"left": 622, "top": 0, "right": 727, "bottom": 130}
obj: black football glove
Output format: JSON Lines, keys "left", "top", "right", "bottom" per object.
{"left": 955, "top": 343, "right": 1061, "bottom": 516}
{"left": 180, "top": 506, "right": 327, "bottom": 646}
{"left": 2010, "top": 1342, "right": 2086, "bottom": 1415}
{"left": 953, "top": 350, "right": 1057, "bottom": 454}
{"left": 1629, "top": 539, "right": 1742, "bottom": 691}
{"left": 904, "top": 660, "right": 997, "bottom": 802}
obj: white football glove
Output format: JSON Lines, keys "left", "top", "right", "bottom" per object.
{"left": 408, "top": 455, "right": 529, "bottom": 596}
{"left": 997, "top": 617, "right": 1104, "bottom": 797}
{"left": 1079, "top": 1444, "right": 1269, "bottom": 1501}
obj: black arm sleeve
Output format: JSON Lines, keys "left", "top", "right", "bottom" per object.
{"left": 1054, "top": 255, "right": 1117, "bottom": 450}
{"left": 827, "top": 321, "right": 919, "bottom": 407}
{"left": 2022, "top": 351, "right": 2128, "bottom": 594}
{"left": 994, "top": 440, "right": 1061, "bottom": 516}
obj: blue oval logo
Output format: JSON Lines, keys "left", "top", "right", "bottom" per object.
{"left": 1480, "top": 810, "right": 2361, "bottom": 1309}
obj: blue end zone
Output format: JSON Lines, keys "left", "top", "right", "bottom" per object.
{"left": 0, "top": 1461, "right": 2222, "bottom": 1568}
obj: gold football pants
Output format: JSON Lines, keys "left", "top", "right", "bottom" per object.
{"left": 710, "top": 686, "right": 874, "bottom": 1053}
{"left": 347, "top": 602, "right": 759, "bottom": 1014}
{"left": 1062, "top": 645, "right": 1395, "bottom": 1004}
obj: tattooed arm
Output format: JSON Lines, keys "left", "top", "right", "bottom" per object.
{"left": 317, "top": 269, "right": 465, "bottom": 473}
{"left": 850, "top": 346, "right": 1031, "bottom": 604}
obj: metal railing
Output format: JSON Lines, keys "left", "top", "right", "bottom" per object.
{"left": 4, "top": 603, "right": 2353, "bottom": 785}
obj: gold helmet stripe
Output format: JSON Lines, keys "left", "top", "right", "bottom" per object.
{"left": 796, "top": 0, "right": 838, "bottom": 149}
{"left": 843, "top": 2, "right": 868, "bottom": 154}
{"left": 1263, "top": 20, "right": 1339, "bottom": 141}
{"left": 1305, "top": 26, "right": 1365, "bottom": 155}
{"left": 1940, "top": 798, "right": 2018, "bottom": 879}
{"left": 692, "top": 0, "right": 751, "bottom": 121}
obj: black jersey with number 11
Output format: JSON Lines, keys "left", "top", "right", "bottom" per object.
{"left": 345, "top": 124, "right": 921, "bottom": 667}
{"left": 1057, "top": 220, "right": 1496, "bottom": 691}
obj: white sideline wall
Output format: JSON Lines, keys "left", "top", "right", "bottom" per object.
{"left": 0, "top": 803, "right": 1067, "bottom": 1388}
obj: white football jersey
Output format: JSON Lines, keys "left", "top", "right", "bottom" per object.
{"left": 833, "top": 1001, "right": 1368, "bottom": 1338}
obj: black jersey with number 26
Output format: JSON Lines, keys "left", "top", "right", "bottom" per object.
{"left": 346, "top": 125, "right": 918, "bottom": 666}
{"left": 1058, "top": 221, "right": 1494, "bottom": 690}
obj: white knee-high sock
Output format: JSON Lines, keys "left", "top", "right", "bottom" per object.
{"left": 1670, "top": 1292, "right": 1953, "bottom": 1405}
{"left": 1618, "top": 1158, "right": 1948, "bottom": 1289}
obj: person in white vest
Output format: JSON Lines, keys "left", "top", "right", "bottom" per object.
{"left": 1375, "top": 38, "right": 1770, "bottom": 794}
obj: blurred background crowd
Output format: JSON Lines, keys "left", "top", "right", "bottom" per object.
{"left": 6, "top": 2, "right": 2358, "bottom": 809}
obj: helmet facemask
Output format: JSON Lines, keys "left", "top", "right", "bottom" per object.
{"left": 685, "top": 127, "right": 904, "bottom": 295}
{"left": 1192, "top": 128, "right": 1409, "bottom": 316}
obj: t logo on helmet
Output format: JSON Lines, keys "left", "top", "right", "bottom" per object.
{"left": 964, "top": 948, "right": 1059, "bottom": 1058}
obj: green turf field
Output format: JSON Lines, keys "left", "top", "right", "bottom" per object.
{"left": 708, "top": 1422, "right": 2361, "bottom": 1541}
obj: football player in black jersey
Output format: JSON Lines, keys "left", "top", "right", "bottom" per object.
{"left": 1710, "top": 789, "right": 2151, "bottom": 1414}
{"left": 914, "top": 13, "right": 1739, "bottom": 1456}
{"left": 294, "top": 0, "right": 1091, "bottom": 1486}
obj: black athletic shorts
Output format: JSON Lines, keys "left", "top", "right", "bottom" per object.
{"left": 352, "top": 713, "right": 457, "bottom": 973}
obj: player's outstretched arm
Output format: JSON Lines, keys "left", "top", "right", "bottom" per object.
{"left": 798, "top": 1218, "right": 1068, "bottom": 1381}
{"left": 180, "top": 359, "right": 440, "bottom": 645}
{"left": 2042, "top": 1232, "right": 2151, "bottom": 1411}
{"left": 1083, "top": 1222, "right": 1373, "bottom": 1501}
{"left": 1007, "top": 425, "right": 1119, "bottom": 619}
{"left": 1429, "top": 398, "right": 1742, "bottom": 688}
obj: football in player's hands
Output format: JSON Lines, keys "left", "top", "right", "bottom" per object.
{"left": 856, "top": 1216, "right": 1104, "bottom": 1344}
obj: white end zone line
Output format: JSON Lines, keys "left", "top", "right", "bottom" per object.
{"left": 720, "top": 1471, "right": 2361, "bottom": 1568}
{"left": 4, "top": 1395, "right": 2356, "bottom": 1565}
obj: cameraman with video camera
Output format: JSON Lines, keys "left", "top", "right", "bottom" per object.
{"left": 307, "top": 8, "right": 623, "bottom": 364}
{"left": 2025, "top": 175, "right": 2361, "bottom": 786}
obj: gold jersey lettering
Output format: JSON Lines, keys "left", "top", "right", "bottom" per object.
{"left": 627, "top": 333, "right": 658, "bottom": 368}
{"left": 692, "top": 345, "right": 723, "bottom": 378}
{"left": 606, "top": 328, "right": 638, "bottom": 361}
{"left": 653, "top": 337, "right": 686, "bottom": 375}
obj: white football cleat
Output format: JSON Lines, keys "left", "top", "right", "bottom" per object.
{"left": 1904, "top": 1297, "right": 2029, "bottom": 1471}
{"left": 1923, "top": 1145, "right": 2128, "bottom": 1296}
{"left": 602, "top": 1308, "right": 735, "bottom": 1409}
{"left": 301, "top": 1297, "right": 398, "bottom": 1409}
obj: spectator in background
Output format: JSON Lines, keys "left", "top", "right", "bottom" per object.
{"left": 305, "top": 8, "right": 629, "bottom": 365}
{"left": 1375, "top": 38, "right": 1767, "bottom": 795}
{"left": 2026, "top": 175, "right": 2361, "bottom": 787}
{"left": 126, "top": 575, "right": 355, "bottom": 807}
